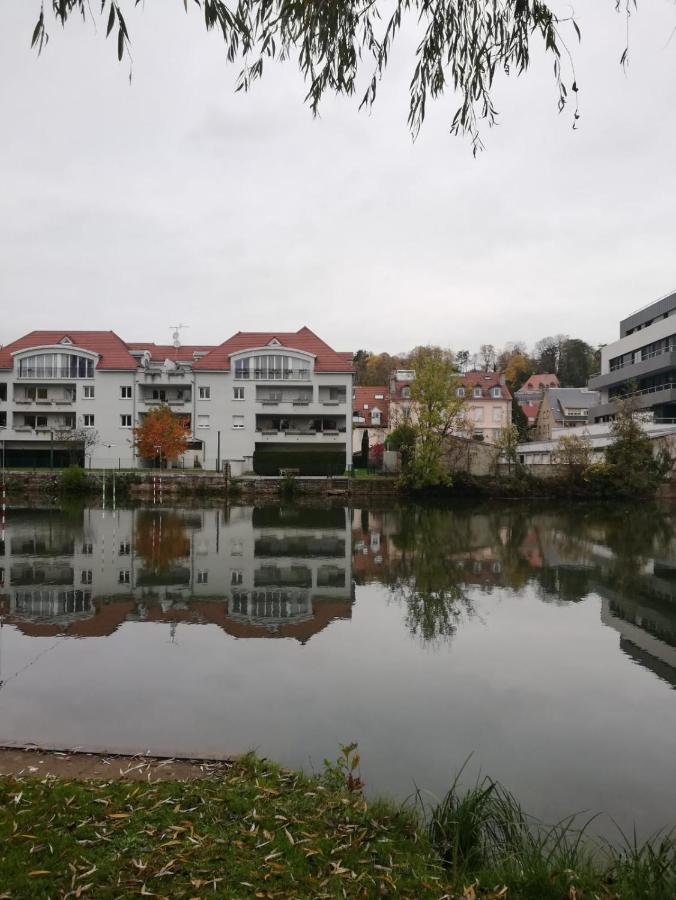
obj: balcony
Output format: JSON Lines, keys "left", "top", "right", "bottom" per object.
{"left": 589, "top": 351, "right": 676, "bottom": 391}
{"left": 236, "top": 368, "right": 311, "bottom": 382}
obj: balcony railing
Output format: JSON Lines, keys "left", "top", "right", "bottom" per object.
{"left": 609, "top": 343, "right": 676, "bottom": 373}
{"left": 236, "top": 368, "right": 311, "bottom": 381}
{"left": 610, "top": 381, "right": 676, "bottom": 401}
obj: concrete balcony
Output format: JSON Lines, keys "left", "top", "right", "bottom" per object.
{"left": 590, "top": 384, "right": 676, "bottom": 420}
{"left": 589, "top": 351, "right": 676, "bottom": 391}
{"left": 255, "top": 430, "right": 347, "bottom": 443}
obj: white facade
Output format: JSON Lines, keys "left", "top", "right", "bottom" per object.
{"left": 0, "top": 330, "right": 353, "bottom": 472}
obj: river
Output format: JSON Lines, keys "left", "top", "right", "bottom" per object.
{"left": 1, "top": 499, "right": 675, "bottom": 838}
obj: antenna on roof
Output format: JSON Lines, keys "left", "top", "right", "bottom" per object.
{"left": 170, "top": 324, "right": 187, "bottom": 349}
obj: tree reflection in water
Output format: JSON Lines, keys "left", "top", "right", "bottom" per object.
{"left": 383, "top": 507, "right": 475, "bottom": 644}
{"left": 134, "top": 510, "right": 190, "bottom": 574}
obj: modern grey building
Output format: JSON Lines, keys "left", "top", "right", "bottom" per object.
{"left": 588, "top": 290, "right": 676, "bottom": 423}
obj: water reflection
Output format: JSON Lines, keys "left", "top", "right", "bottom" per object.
{"left": 351, "top": 504, "right": 676, "bottom": 684}
{"left": 2, "top": 501, "right": 676, "bottom": 833}
{"left": 0, "top": 505, "right": 353, "bottom": 644}
{"left": 2, "top": 504, "right": 676, "bottom": 678}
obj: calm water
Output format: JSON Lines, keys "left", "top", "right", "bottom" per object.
{"left": 1, "top": 500, "right": 676, "bottom": 836}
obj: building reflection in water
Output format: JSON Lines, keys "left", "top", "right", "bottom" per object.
{"left": 0, "top": 505, "right": 353, "bottom": 644}
{"left": 2, "top": 503, "right": 676, "bottom": 685}
{"left": 350, "top": 504, "right": 676, "bottom": 683}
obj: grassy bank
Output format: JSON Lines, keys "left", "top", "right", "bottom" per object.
{"left": 1, "top": 753, "right": 675, "bottom": 899}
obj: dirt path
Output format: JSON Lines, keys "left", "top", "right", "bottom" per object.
{"left": 0, "top": 747, "right": 234, "bottom": 781}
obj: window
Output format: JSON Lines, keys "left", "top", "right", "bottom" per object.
{"left": 233, "top": 387, "right": 244, "bottom": 400}
{"left": 118, "top": 570, "right": 130, "bottom": 584}
{"left": 152, "top": 389, "right": 166, "bottom": 401}
{"left": 363, "top": 403, "right": 369, "bottom": 409}
{"left": 119, "top": 542, "right": 130, "bottom": 555}
{"left": 83, "top": 414, "right": 95, "bottom": 427}
{"left": 401, "top": 387, "right": 411, "bottom": 399}
{"left": 199, "top": 386, "right": 211, "bottom": 400}
{"left": 0, "top": 384, "right": 6, "bottom": 401}
{"left": 83, "top": 385, "right": 95, "bottom": 399}
{"left": 18, "top": 352, "right": 94, "bottom": 379}
{"left": 492, "top": 407, "right": 502, "bottom": 423}
{"left": 231, "top": 570, "right": 243, "bottom": 585}
{"left": 82, "top": 543, "right": 93, "bottom": 555}
{"left": 371, "top": 410, "right": 381, "bottom": 425}
{"left": 232, "top": 415, "right": 244, "bottom": 429}
{"left": 457, "top": 387, "right": 465, "bottom": 397}
{"left": 81, "top": 570, "right": 93, "bottom": 584}
{"left": 235, "top": 359, "right": 250, "bottom": 379}
{"left": 197, "top": 414, "right": 210, "bottom": 428}
{"left": 492, "top": 387, "right": 501, "bottom": 398}
{"left": 120, "top": 386, "right": 132, "bottom": 399}
{"left": 197, "top": 570, "right": 208, "bottom": 584}
{"left": 473, "top": 387, "right": 482, "bottom": 398}
{"left": 472, "top": 407, "right": 484, "bottom": 423}
{"left": 375, "top": 393, "right": 384, "bottom": 400}
{"left": 120, "top": 414, "right": 132, "bottom": 427}
{"left": 36, "top": 416, "right": 48, "bottom": 428}
{"left": 37, "top": 387, "right": 48, "bottom": 400}
{"left": 0, "top": 412, "right": 6, "bottom": 428}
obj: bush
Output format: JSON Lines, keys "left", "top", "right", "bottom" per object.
{"left": 59, "top": 465, "right": 90, "bottom": 494}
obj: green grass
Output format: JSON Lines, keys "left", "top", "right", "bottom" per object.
{"left": 2, "top": 755, "right": 676, "bottom": 899}
{"left": 0, "top": 754, "right": 446, "bottom": 899}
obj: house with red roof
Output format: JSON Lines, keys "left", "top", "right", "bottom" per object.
{"left": 352, "top": 386, "right": 389, "bottom": 454}
{"left": 457, "top": 371, "right": 513, "bottom": 443}
{"left": 0, "top": 327, "right": 353, "bottom": 472}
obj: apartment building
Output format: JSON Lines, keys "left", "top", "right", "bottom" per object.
{"left": 588, "top": 290, "right": 676, "bottom": 423}
{"left": 0, "top": 327, "right": 353, "bottom": 473}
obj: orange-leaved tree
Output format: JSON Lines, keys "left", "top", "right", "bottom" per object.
{"left": 133, "top": 405, "right": 190, "bottom": 467}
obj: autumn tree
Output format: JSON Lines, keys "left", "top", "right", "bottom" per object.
{"left": 405, "top": 346, "right": 465, "bottom": 488}
{"left": 134, "top": 405, "right": 190, "bottom": 468}
{"left": 29, "top": 1, "right": 635, "bottom": 151}
{"left": 494, "top": 424, "right": 520, "bottom": 475}
{"left": 554, "top": 432, "right": 593, "bottom": 479}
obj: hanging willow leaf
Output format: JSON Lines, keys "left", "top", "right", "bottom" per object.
{"left": 28, "top": 1, "right": 640, "bottom": 147}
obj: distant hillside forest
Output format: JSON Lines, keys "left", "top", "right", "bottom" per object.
{"left": 353, "top": 337, "right": 602, "bottom": 392}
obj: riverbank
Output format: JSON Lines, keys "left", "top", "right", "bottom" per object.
{"left": 1, "top": 749, "right": 675, "bottom": 899}
{"left": 5, "top": 466, "right": 676, "bottom": 503}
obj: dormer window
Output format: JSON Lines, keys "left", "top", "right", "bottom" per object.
{"left": 401, "top": 387, "right": 411, "bottom": 399}
{"left": 457, "top": 387, "right": 465, "bottom": 397}
{"left": 375, "top": 393, "right": 384, "bottom": 400}
{"left": 59, "top": 336, "right": 73, "bottom": 345}
{"left": 473, "top": 386, "right": 482, "bottom": 398}
{"left": 371, "top": 410, "right": 381, "bottom": 425}
{"left": 492, "top": 387, "right": 501, "bottom": 398}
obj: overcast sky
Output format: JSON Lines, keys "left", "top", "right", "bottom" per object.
{"left": 1, "top": 2, "right": 675, "bottom": 356}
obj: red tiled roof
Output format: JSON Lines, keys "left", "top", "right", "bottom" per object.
{"left": 192, "top": 327, "right": 353, "bottom": 373}
{"left": 460, "top": 370, "right": 512, "bottom": 400}
{"left": 127, "top": 343, "right": 216, "bottom": 363}
{"left": 519, "top": 401, "right": 540, "bottom": 422}
{"left": 0, "top": 331, "right": 138, "bottom": 370}
{"left": 519, "top": 373, "right": 559, "bottom": 392}
{"left": 353, "top": 386, "right": 389, "bottom": 427}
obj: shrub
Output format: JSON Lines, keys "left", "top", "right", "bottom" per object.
{"left": 59, "top": 465, "right": 90, "bottom": 494}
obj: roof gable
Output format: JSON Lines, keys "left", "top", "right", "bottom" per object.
{"left": 0, "top": 331, "right": 138, "bottom": 370}
{"left": 193, "top": 327, "right": 353, "bottom": 373}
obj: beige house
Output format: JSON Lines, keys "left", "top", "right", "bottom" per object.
{"left": 457, "top": 371, "right": 513, "bottom": 444}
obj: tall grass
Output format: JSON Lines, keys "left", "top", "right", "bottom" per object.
{"left": 416, "top": 764, "right": 676, "bottom": 899}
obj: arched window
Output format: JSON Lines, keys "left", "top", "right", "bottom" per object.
{"left": 18, "top": 352, "right": 94, "bottom": 379}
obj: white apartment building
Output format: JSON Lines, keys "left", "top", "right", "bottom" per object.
{"left": 0, "top": 328, "right": 353, "bottom": 474}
